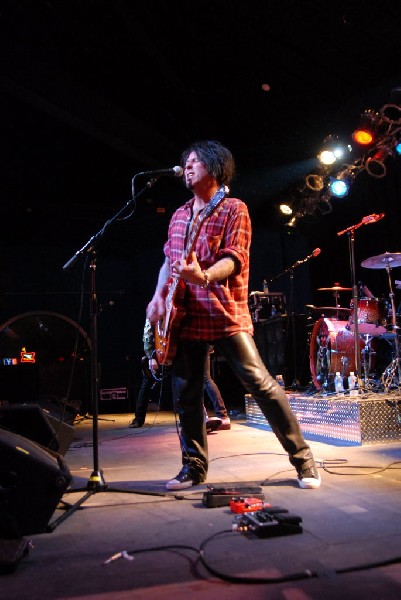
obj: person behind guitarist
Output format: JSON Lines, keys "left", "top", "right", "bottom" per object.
{"left": 146, "top": 139, "right": 321, "bottom": 491}
{"left": 129, "top": 320, "right": 229, "bottom": 431}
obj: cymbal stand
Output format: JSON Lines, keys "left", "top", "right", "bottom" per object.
{"left": 361, "top": 334, "right": 375, "bottom": 389}
{"left": 381, "top": 262, "right": 401, "bottom": 391}
{"left": 332, "top": 289, "right": 342, "bottom": 319}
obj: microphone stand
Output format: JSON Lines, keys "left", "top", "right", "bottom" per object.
{"left": 48, "top": 177, "right": 167, "bottom": 532}
{"left": 269, "top": 249, "right": 320, "bottom": 389}
{"left": 337, "top": 217, "right": 371, "bottom": 392}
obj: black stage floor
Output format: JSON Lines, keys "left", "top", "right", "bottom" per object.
{"left": 2, "top": 400, "right": 401, "bottom": 599}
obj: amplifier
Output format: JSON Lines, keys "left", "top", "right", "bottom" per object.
{"left": 249, "top": 292, "right": 286, "bottom": 322}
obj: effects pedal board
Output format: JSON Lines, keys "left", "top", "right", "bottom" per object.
{"left": 230, "top": 497, "right": 270, "bottom": 513}
{"left": 234, "top": 506, "right": 303, "bottom": 538}
{"left": 233, "top": 506, "right": 303, "bottom": 538}
{"left": 202, "top": 484, "right": 264, "bottom": 508}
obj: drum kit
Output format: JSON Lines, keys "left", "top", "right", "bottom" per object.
{"left": 309, "top": 252, "right": 401, "bottom": 393}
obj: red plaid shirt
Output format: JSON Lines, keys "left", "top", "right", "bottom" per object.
{"left": 163, "top": 195, "right": 253, "bottom": 340}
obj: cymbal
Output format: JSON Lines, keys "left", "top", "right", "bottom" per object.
{"left": 317, "top": 287, "right": 352, "bottom": 292}
{"left": 361, "top": 252, "right": 401, "bottom": 269}
{"left": 307, "top": 305, "right": 350, "bottom": 312}
{"left": 316, "top": 306, "right": 351, "bottom": 312}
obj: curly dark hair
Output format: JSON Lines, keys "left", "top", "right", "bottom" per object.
{"left": 180, "top": 140, "right": 236, "bottom": 186}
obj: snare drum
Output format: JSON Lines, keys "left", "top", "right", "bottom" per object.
{"left": 349, "top": 297, "right": 387, "bottom": 336}
{"left": 309, "top": 317, "right": 365, "bottom": 390}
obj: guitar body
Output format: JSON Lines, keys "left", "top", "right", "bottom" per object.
{"left": 154, "top": 186, "right": 228, "bottom": 366}
{"left": 155, "top": 278, "right": 187, "bottom": 366}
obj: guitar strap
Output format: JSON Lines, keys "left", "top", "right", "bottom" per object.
{"left": 154, "top": 185, "right": 228, "bottom": 366}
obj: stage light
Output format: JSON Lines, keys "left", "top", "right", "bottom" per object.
{"left": 329, "top": 179, "right": 348, "bottom": 197}
{"left": 395, "top": 141, "right": 401, "bottom": 155}
{"left": 305, "top": 173, "right": 324, "bottom": 191}
{"left": 380, "top": 87, "right": 401, "bottom": 125}
{"left": 365, "top": 146, "right": 393, "bottom": 178}
{"left": 279, "top": 203, "right": 293, "bottom": 215}
{"left": 380, "top": 103, "right": 401, "bottom": 125}
{"left": 352, "top": 109, "right": 381, "bottom": 146}
{"left": 317, "top": 135, "right": 351, "bottom": 166}
{"left": 287, "top": 213, "right": 302, "bottom": 228}
{"left": 328, "top": 168, "right": 355, "bottom": 197}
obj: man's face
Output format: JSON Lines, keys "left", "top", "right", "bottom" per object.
{"left": 184, "top": 151, "right": 209, "bottom": 189}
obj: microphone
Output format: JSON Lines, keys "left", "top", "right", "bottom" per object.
{"left": 362, "top": 213, "right": 385, "bottom": 225}
{"left": 137, "top": 166, "right": 183, "bottom": 178}
{"left": 293, "top": 248, "right": 321, "bottom": 267}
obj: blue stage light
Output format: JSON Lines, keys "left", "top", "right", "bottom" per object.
{"left": 329, "top": 179, "right": 349, "bottom": 197}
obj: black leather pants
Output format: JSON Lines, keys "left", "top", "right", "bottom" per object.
{"left": 172, "top": 332, "right": 314, "bottom": 482}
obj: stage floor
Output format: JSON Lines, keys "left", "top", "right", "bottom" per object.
{"left": 2, "top": 407, "right": 401, "bottom": 599}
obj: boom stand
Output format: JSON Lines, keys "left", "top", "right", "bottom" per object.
{"left": 337, "top": 216, "right": 380, "bottom": 392}
{"left": 48, "top": 177, "right": 166, "bottom": 532}
{"left": 269, "top": 249, "right": 320, "bottom": 389}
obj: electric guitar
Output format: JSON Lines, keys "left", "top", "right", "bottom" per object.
{"left": 155, "top": 186, "right": 228, "bottom": 366}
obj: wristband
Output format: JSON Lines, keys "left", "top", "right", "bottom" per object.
{"left": 201, "top": 269, "right": 210, "bottom": 288}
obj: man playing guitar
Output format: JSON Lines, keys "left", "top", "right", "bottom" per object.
{"left": 146, "top": 140, "right": 320, "bottom": 492}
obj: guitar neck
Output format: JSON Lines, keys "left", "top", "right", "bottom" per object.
{"left": 182, "top": 185, "right": 228, "bottom": 260}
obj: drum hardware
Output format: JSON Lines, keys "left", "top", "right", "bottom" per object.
{"left": 381, "top": 357, "right": 400, "bottom": 392}
{"left": 362, "top": 249, "right": 401, "bottom": 388}
{"left": 360, "top": 334, "right": 377, "bottom": 389}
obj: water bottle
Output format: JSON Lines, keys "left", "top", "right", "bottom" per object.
{"left": 276, "top": 374, "right": 285, "bottom": 388}
{"left": 348, "top": 371, "right": 356, "bottom": 391}
{"left": 263, "top": 279, "right": 269, "bottom": 294}
{"left": 334, "top": 372, "right": 344, "bottom": 395}
{"left": 348, "top": 371, "right": 358, "bottom": 396}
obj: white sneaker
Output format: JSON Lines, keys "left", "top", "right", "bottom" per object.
{"left": 297, "top": 463, "right": 321, "bottom": 489}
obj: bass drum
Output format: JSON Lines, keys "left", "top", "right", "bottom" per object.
{"left": 309, "top": 318, "right": 365, "bottom": 390}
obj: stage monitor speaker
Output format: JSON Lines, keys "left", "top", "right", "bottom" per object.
{"left": 0, "top": 428, "right": 71, "bottom": 536}
{"left": 0, "top": 404, "right": 74, "bottom": 456}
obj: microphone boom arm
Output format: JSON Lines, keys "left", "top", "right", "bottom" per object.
{"left": 269, "top": 249, "right": 320, "bottom": 283}
{"left": 63, "top": 178, "right": 155, "bottom": 271}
